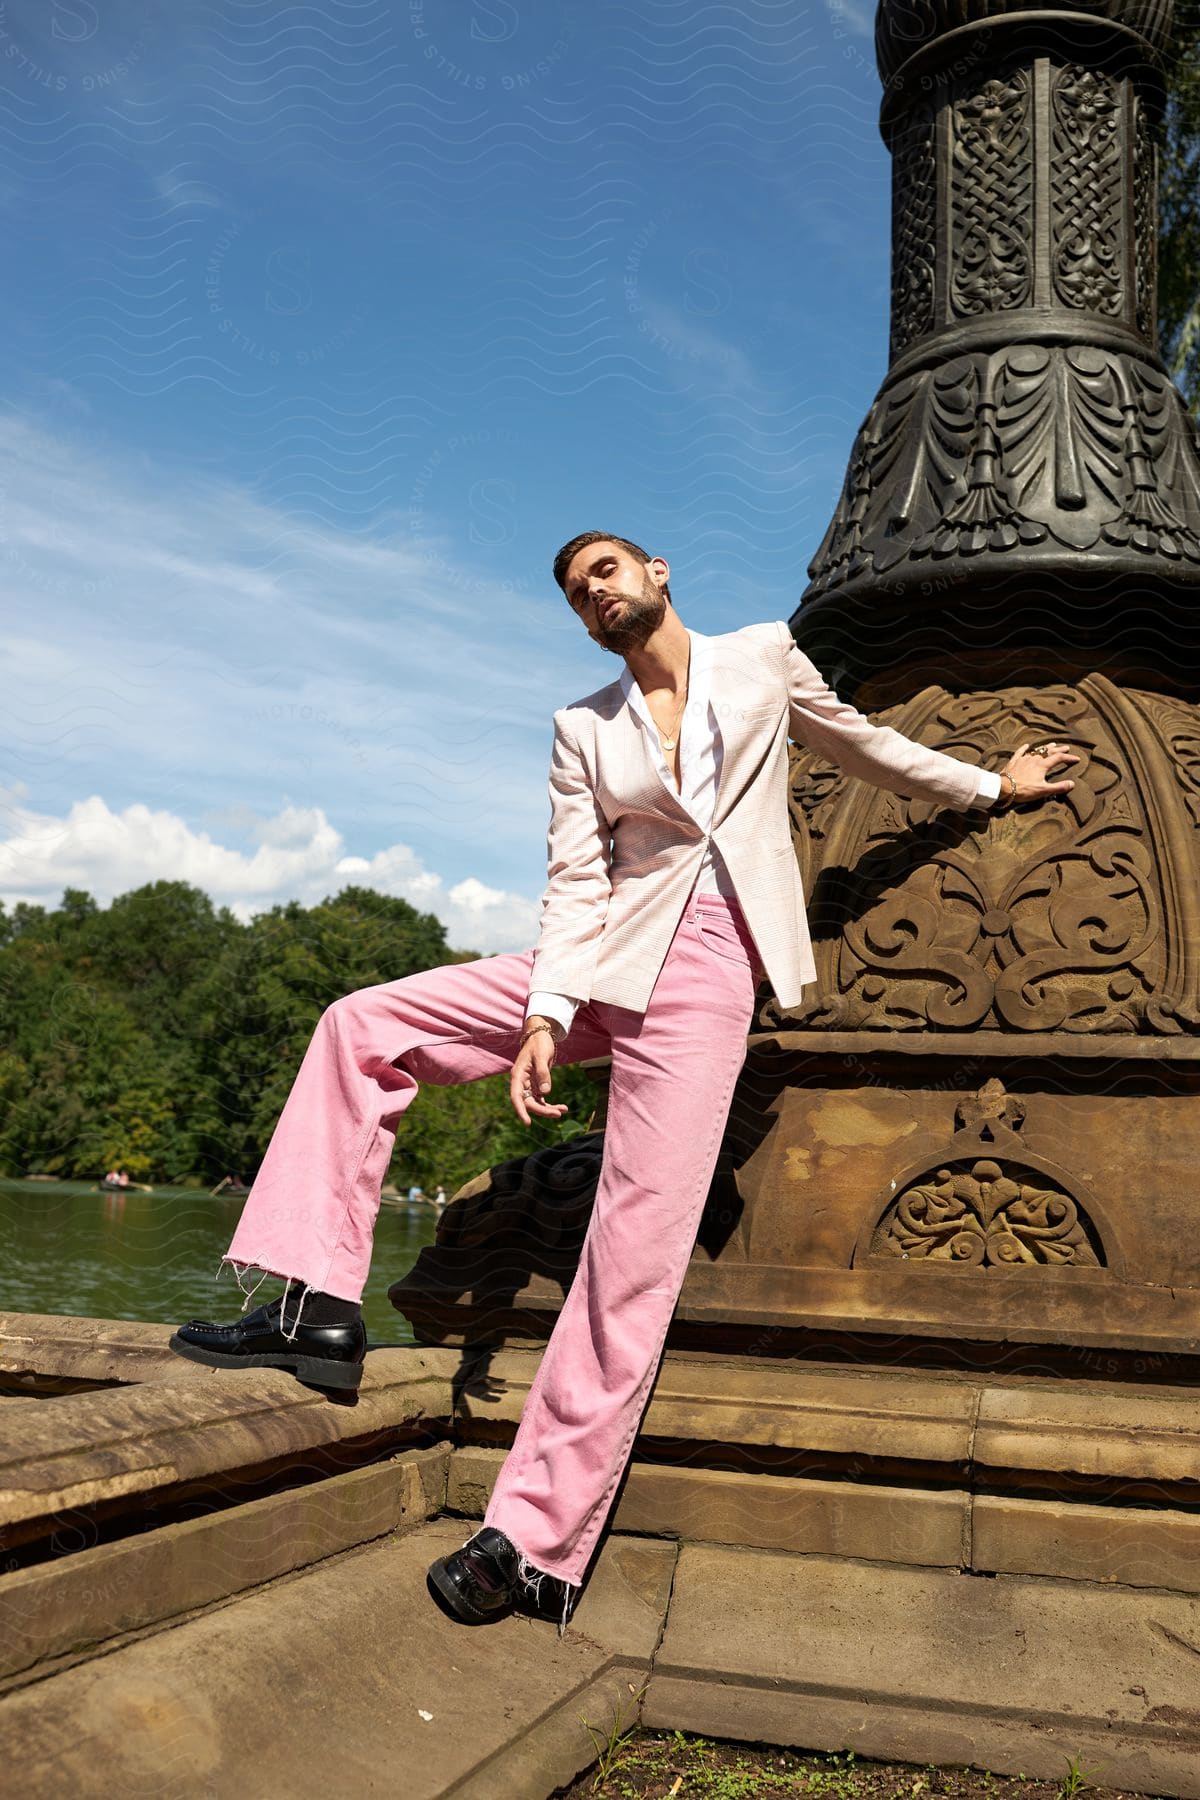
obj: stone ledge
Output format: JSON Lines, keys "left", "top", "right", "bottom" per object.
{"left": 0, "top": 1313, "right": 203, "bottom": 1391}
{"left": 974, "top": 1385, "right": 1200, "bottom": 1485}
{"left": 0, "top": 1446, "right": 448, "bottom": 1686}
{"left": 754, "top": 1028, "right": 1200, "bottom": 1062}
{"left": 443, "top": 1668, "right": 647, "bottom": 1800}
{"left": 455, "top": 1346, "right": 1200, "bottom": 1491}
{"left": 0, "top": 1334, "right": 464, "bottom": 1545}
{"left": 398, "top": 1267, "right": 1200, "bottom": 1358}
{"left": 450, "top": 1446, "right": 1200, "bottom": 1596}
{"left": 449, "top": 1445, "right": 967, "bottom": 1568}
{"left": 673, "top": 1266, "right": 1200, "bottom": 1357}
{"left": 973, "top": 1493, "right": 1200, "bottom": 1593}
{"left": 0, "top": 1313, "right": 465, "bottom": 1394}
{"left": 647, "top": 1676, "right": 1200, "bottom": 1800}
{"left": 646, "top": 1544, "right": 1200, "bottom": 1799}
{"left": 457, "top": 1347, "right": 979, "bottom": 1464}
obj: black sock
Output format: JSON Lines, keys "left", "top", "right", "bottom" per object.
{"left": 281, "top": 1286, "right": 361, "bottom": 1328}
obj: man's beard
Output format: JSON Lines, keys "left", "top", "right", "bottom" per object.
{"left": 592, "top": 572, "right": 667, "bottom": 655}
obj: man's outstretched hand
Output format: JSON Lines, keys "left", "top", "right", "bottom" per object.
{"left": 1000, "top": 740, "right": 1081, "bottom": 805}
{"left": 509, "top": 1017, "right": 569, "bottom": 1126}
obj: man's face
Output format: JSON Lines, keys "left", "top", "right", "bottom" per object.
{"left": 562, "top": 542, "right": 670, "bottom": 655}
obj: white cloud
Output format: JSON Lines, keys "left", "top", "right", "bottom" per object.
{"left": 634, "top": 300, "right": 761, "bottom": 391}
{"left": 152, "top": 170, "right": 224, "bottom": 211}
{"left": 825, "top": 0, "right": 874, "bottom": 36}
{"left": 0, "top": 410, "right": 596, "bottom": 914}
{"left": 0, "top": 792, "right": 539, "bottom": 954}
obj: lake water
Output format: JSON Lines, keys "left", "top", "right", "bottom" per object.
{"left": 0, "top": 1179, "right": 441, "bottom": 1347}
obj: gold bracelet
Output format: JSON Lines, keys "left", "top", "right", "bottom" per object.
{"left": 994, "top": 771, "right": 1018, "bottom": 811}
{"left": 520, "top": 1021, "right": 560, "bottom": 1050}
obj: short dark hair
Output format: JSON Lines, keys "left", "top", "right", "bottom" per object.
{"left": 552, "top": 531, "right": 671, "bottom": 603}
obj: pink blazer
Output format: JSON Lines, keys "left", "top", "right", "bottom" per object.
{"left": 528, "top": 620, "right": 986, "bottom": 1013}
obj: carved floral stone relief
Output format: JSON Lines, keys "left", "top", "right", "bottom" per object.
{"left": 1143, "top": 692, "right": 1200, "bottom": 832}
{"left": 872, "top": 1157, "right": 1102, "bottom": 1265}
{"left": 862, "top": 1080, "right": 1107, "bottom": 1270}
{"left": 775, "top": 680, "right": 1200, "bottom": 1037}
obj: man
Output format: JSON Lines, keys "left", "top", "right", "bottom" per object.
{"left": 170, "top": 532, "right": 1077, "bottom": 1627}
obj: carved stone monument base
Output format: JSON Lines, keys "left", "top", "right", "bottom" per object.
{"left": 390, "top": 1061, "right": 1200, "bottom": 1364}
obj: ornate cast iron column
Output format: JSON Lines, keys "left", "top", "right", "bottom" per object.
{"left": 730, "top": 0, "right": 1200, "bottom": 1364}
{"left": 777, "top": 0, "right": 1200, "bottom": 1047}
{"left": 799, "top": 0, "right": 1200, "bottom": 701}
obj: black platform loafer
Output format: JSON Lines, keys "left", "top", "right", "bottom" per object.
{"left": 169, "top": 1295, "right": 366, "bottom": 1391}
{"left": 427, "top": 1527, "right": 519, "bottom": 1623}
{"left": 427, "top": 1528, "right": 575, "bottom": 1627}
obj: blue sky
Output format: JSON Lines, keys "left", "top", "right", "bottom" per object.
{"left": 0, "top": 0, "right": 892, "bottom": 952}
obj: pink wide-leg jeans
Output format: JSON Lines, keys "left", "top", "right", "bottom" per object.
{"left": 221, "top": 891, "right": 761, "bottom": 1587}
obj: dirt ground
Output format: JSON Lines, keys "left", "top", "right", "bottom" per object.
{"left": 555, "top": 1730, "right": 1159, "bottom": 1800}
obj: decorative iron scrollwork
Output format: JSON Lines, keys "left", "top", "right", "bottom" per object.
{"left": 950, "top": 70, "right": 1033, "bottom": 316}
{"left": 805, "top": 16, "right": 1199, "bottom": 607}
{"left": 1051, "top": 64, "right": 1123, "bottom": 316}
{"left": 806, "top": 346, "right": 1200, "bottom": 595}
{"left": 892, "top": 99, "right": 937, "bottom": 354}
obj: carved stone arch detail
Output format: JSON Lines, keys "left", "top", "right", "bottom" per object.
{"left": 771, "top": 677, "right": 1200, "bottom": 1041}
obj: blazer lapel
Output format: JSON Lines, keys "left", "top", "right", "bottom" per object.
{"left": 615, "top": 664, "right": 699, "bottom": 824}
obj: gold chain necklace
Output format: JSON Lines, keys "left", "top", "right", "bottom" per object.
{"left": 655, "top": 686, "right": 688, "bottom": 752}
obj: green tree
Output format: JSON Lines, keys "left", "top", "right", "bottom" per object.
{"left": 391, "top": 1060, "right": 599, "bottom": 1198}
{"left": 1160, "top": 2, "right": 1200, "bottom": 409}
{"left": 0, "top": 880, "right": 603, "bottom": 1193}
{"left": 72, "top": 882, "right": 238, "bottom": 1040}
{"left": 189, "top": 887, "right": 457, "bottom": 1179}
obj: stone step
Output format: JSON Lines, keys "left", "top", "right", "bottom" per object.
{"left": 457, "top": 1346, "right": 978, "bottom": 1463}
{"left": 450, "top": 1445, "right": 1200, "bottom": 1595}
{"left": 0, "top": 1312, "right": 457, "bottom": 1401}
{"left": 646, "top": 1543, "right": 1200, "bottom": 1799}
{"left": 0, "top": 1520, "right": 676, "bottom": 1800}
{"left": 458, "top": 1346, "right": 1200, "bottom": 1491}
{"left": 0, "top": 1447, "right": 447, "bottom": 1687}
{"left": 4, "top": 1326, "right": 1197, "bottom": 1563}
{"left": 0, "top": 1327, "right": 462, "bottom": 1548}
{"left": 10, "top": 1501, "right": 1194, "bottom": 1797}
{"left": 0, "top": 1313, "right": 208, "bottom": 1391}
{"left": 9, "top": 1332, "right": 1200, "bottom": 1555}
{"left": 450, "top": 1444, "right": 968, "bottom": 1567}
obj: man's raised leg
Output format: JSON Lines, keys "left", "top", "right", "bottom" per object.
{"left": 170, "top": 950, "right": 608, "bottom": 1386}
